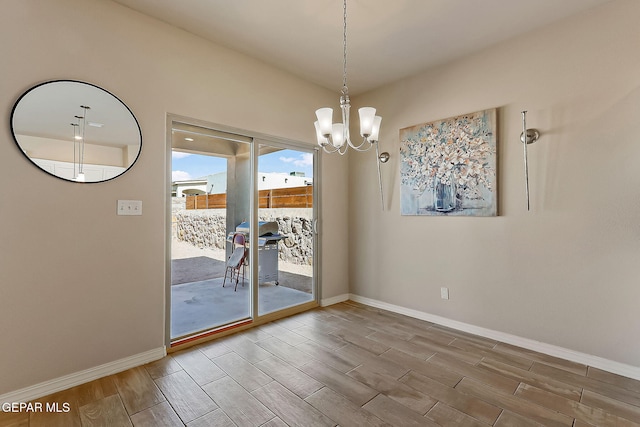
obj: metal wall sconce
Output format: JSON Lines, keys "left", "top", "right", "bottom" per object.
{"left": 520, "top": 111, "right": 540, "bottom": 211}
{"left": 376, "top": 148, "right": 390, "bottom": 210}
{"left": 378, "top": 151, "right": 390, "bottom": 163}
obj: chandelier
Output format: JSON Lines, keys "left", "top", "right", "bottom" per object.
{"left": 313, "top": 0, "right": 382, "bottom": 155}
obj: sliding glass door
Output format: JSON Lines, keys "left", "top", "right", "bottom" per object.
{"left": 168, "top": 118, "right": 318, "bottom": 344}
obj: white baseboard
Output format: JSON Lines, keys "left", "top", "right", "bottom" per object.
{"left": 321, "top": 293, "right": 350, "bottom": 307}
{"left": 0, "top": 347, "right": 166, "bottom": 405}
{"left": 349, "top": 294, "right": 640, "bottom": 381}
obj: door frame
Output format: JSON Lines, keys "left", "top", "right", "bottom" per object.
{"left": 165, "top": 113, "right": 321, "bottom": 350}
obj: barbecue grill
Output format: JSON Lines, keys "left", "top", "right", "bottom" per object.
{"left": 228, "top": 221, "right": 283, "bottom": 285}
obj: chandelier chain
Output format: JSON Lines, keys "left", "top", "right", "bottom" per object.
{"left": 342, "top": 0, "right": 348, "bottom": 92}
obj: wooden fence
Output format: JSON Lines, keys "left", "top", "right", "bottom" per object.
{"left": 185, "top": 193, "right": 226, "bottom": 210}
{"left": 186, "top": 185, "right": 313, "bottom": 209}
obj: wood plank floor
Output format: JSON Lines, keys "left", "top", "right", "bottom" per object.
{"left": 2, "top": 301, "right": 640, "bottom": 426}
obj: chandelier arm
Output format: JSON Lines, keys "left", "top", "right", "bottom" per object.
{"left": 320, "top": 142, "right": 347, "bottom": 155}
{"left": 347, "top": 136, "right": 373, "bottom": 151}
{"left": 320, "top": 144, "right": 338, "bottom": 154}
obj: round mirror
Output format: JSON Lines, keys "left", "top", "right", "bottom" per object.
{"left": 10, "top": 80, "right": 142, "bottom": 183}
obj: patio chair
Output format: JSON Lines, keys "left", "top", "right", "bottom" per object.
{"left": 223, "top": 232, "right": 247, "bottom": 291}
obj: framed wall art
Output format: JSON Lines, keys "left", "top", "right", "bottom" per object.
{"left": 400, "top": 108, "right": 497, "bottom": 216}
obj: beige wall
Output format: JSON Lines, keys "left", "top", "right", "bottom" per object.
{"left": 350, "top": 0, "right": 640, "bottom": 368}
{"left": 0, "top": 0, "right": 348, "bottom": 395}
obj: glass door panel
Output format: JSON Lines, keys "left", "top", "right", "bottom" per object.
{"left": 170, "top": 124, "right": 252, "bottom": 340}
{"left": 257, "top": 144, "right": 315, "bottom": 315}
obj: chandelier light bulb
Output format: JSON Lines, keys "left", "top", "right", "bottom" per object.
{"left": 315, "top": 108, "right": 333, "bottom": 137}
{"left": 370, "top": 116, "right": 382, "bottom": 142}
{"left": 358, "top": 107, "right": 376, "bottom": 137}
{"left": 331, "top": 123, "right": 346, "bottom": 148}
{"left": 314, "top": 121, "right": 328, "bottom": 146}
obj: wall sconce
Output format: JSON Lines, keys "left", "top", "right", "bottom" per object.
{"left": 520, "top": 111, "right": 540, "bottom": 211}
{"left": 376, "top": 148, "right": 390, "bottom": 210}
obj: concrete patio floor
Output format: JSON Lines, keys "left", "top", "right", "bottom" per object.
{"left": 170, "top": 240, "right": 313, "bottom": 338}
{"left": 171, "top": 276, "right": 313, "bottom": 338}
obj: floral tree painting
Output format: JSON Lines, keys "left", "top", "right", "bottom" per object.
{"left": 400, "top": 109, "right": 497, "bottom": 216}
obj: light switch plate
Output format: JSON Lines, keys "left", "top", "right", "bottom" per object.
{"left": 441, "top": 287, "right": 449, "bottom": 300}
{"left": 117, "top": 200, "right": 142, "bottom": 216}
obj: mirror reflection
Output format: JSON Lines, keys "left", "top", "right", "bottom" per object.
{"left": 11, "top": 80, "right": 142, "bottom": 183}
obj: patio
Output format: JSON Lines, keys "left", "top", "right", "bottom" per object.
{"left": 171, "top": 240, "right": 313, "bottom": 338}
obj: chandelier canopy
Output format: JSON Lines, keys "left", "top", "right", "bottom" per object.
{"left": 313, "top": 0, "right": 382, "bottom": 155}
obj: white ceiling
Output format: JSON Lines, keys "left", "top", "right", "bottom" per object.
{"left": 112, "top": 0, "right": 611, "bottom": 95}
{"left": 12, "top": 81, "right": 141, "bottom": 148}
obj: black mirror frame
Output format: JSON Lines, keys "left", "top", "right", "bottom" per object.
{"left": 10, "top": 79, "right": 142, "bottom": 184}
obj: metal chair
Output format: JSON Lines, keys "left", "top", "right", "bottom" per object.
{"left": 223, "top": 232, "right": 247, "bottom": 291}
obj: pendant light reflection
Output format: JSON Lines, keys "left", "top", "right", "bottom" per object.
{"left": 71, "top": 105, "right": 90, "bottom": 182}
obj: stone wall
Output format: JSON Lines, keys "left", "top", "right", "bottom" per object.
{"left": 174, "top": 210, "right": 227, "bottom": 249}
{"left": 261, "top": 211, "right": 313, "bottom": 266}
{"left": 173, "top": 199, "right": 313, "bottom": 265}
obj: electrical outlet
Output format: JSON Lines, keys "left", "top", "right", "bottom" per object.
{"left": 441, "top": 287, "right": 449, "bottom": 300}
{"left": 117, "top": 200, "right": 142, "bottom": 216}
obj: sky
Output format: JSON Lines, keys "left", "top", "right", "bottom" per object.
{"left": 172, "top": 149, "right": 313, "bottom": 182}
